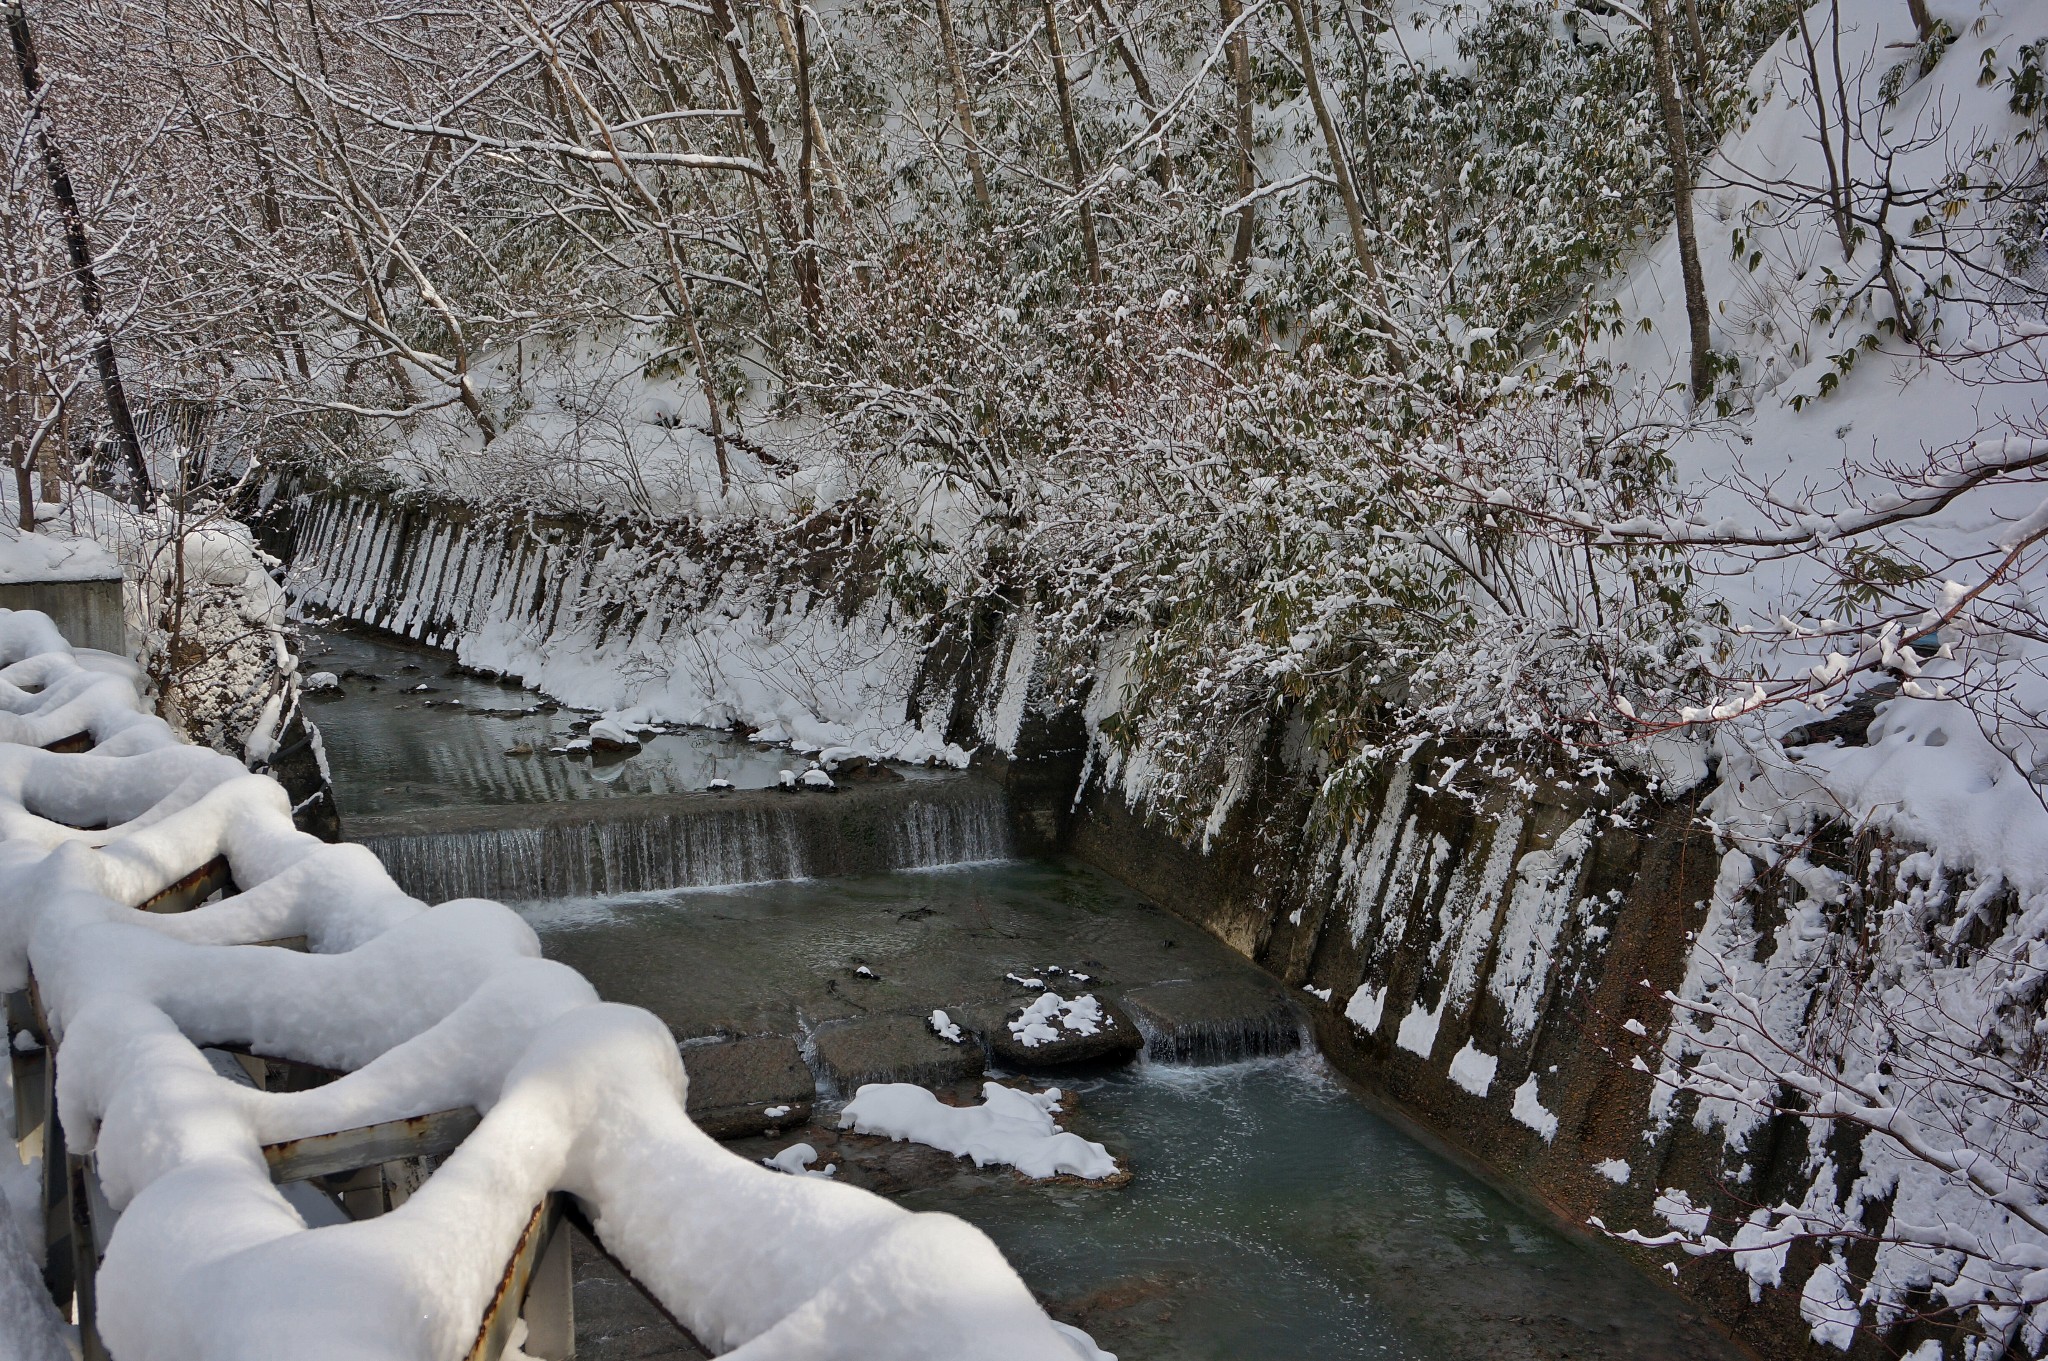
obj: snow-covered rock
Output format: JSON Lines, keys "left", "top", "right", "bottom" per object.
{"left": 991, "top": 992, "right": 1142, "bottom": 1069}
{"left": 839, "top": 1082, "right": 1122, "bottom": 1182}
{"left": 586, "top": 717, "right": 642, "bottom": 754}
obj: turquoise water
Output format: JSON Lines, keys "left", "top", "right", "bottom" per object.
{"left": 521, "top": 864, "right": 1740, "bottom": 1361}
{"left": 905, "top": 1053, "right": 1733, "bottom": 1361}
{"left": 314, "top": 657, "right": 1739, "bottom": 1361}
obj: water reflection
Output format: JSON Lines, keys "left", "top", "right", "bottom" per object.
{"left": 301, "top": 626, "right": 823, "bottom": 817}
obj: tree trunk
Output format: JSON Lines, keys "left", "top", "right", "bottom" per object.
{"left": 1042, "top": 0, "right": 1102, "bottom": 287}
{"left": 670, "top": 264, "right": 731, "bottom": 492}
{"left": 4, "top": 306, "right": 26, "bottom": 531}
{"left": 1281, "top": 0, "right": 1385, "bottom": 304}
{"left": 1219, "top": 0, "right": 1256, "bottom": 276}
{"left": 1681, "top": 0, "right": 1711, "bottom": 87}
{"left": 1792, "top": 0, "right": 1854, "bottom": 256}
{"left": 38, "top": 406, "right": 62, "bottom": 508}
{"left": 1087, "top": 0, "right": 1175, "bottom": 189}
{"left": 704, "top": 0, "right": 820, "bottom": 320}
{"left": 794, "top": 4, "right": 821, "bottom": 303}
{"left": 1646, "top": 0, "right": 1714, "bottom": 404}
{"left": 765, "top": 0, "right": 855, "bottom": 224}
{"left": 1905, "top": 0, "right": 1933, "bottom": 39}
{"left": 6, "top": 0, "right": 151, "bottom": 507}
{"left": 935, "top": 0, "right": 991, "bottom": 212}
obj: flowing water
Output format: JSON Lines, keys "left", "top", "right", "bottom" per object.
{"left": 356, "top": 782, "right": 1013, "bottom": 901}
{"left": 310, "top": 630, "right": 1744, "bottom": 1361}
{"left": 896, "top": 1054, "right": 1734, "bottom": 1361}
{"left": 302, "top": 624, "right": 996, "bottom": 900}
{"left": 521, "top": 864, "right": 1741, "bottom": 1361}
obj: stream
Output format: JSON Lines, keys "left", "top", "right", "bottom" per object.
{"left": 306, "top": 625, "right": 1743, "bottom": 1361}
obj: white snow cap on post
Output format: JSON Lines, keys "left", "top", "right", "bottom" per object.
{"left": 0, "top": 609, "right": 1106, "bottom": 1361}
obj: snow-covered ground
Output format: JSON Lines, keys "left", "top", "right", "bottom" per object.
{"left": 285, "top": 492, "right": 974, "bottom": 768}
{"left": 0, "top": 607, "right": 1104, "bottom": 1360}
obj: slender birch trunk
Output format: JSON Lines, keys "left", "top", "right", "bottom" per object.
{"left": 765, "top": 0, "right": 855, "bottom": 224}
{"left": 1088, "top": 0, "right": 1175, "bottom": 189}
{"left": 935, "top": 0, "right": 991, "bottom": 211}
{"left": 1219, "top": 0, "right": 1256, "bottom": 276}
{"left": 1281, "top": 0, "right": 1384, "bottom": 303}
{"left": 705, "top": 0, "right": 821, "bottom": 320}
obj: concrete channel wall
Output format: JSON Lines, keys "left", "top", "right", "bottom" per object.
{"left": 280, "top": 484, "right": 1968, "bottom": 1361}
{"left": 0, "top": 577, "right": 127, "bottom": 655}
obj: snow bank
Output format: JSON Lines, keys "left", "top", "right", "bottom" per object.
{"left": 286, "top": 494, "right": 971, "bottom": 768}
{"left": 0, "top": 608, "right": 1094, "bottom": 1360}
{"left": 0, "top": 529, "right": 119, "bottom": 584}
{"left": 838, "top": 1082, "right": 1121, "bottom": 1182}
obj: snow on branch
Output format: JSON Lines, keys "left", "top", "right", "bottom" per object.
{"left": 1612, "top": 740, "right": 2048, "bottom": 1353}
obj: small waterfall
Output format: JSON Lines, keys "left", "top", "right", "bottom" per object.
{"left": 358, "top": 780, "right": 1013, "bottom": 902}
{"left": 1125, "top": 981, "right": 1309, "bottom": 1066}
{"left": 887, "top": 784, "right": 1012, "bottom": 868}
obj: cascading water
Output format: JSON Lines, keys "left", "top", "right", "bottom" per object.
{"left": 884, "top": 789, "right": 1013, "bottom": 870}
{"left": 1124, "top": 978, "right": 1311, "bottom": 1066}
{"left": 360, "top": 779, "right": 1013, "bottom": 902}
{"left": 1129, "top": 1009, "right": 1308, "bottom": 1065}
{"left": 295, "top": 624, "right": 1012, "bottom": 903}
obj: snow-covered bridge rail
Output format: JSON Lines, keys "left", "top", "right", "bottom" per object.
{"left": 0, "top": 609, "right": 1100, "bottom": 1361}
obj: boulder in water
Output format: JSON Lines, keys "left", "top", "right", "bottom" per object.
{"left": 682, "top": 1034, "right": 815, "bottom": 1139}
{"left": 813, "top": 1014, "right": 985, "bottom": 1091}
{"left": 827, "top": 754, "right": 903, "bottom": 784}
{"left": 587, "top": 718, "right": 643, "bottom": 754}
{"left": 990, "top": 992, "right": 1143, "bottom": 1070}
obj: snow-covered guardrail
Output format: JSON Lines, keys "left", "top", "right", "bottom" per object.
{"left": 0, "top": 609, "right": 1103, "bottom": 1361}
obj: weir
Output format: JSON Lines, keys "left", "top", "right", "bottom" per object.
{"left": 1124, "top": 978, "right": 1310, "bottom": 1066}
{"left": 349, "top": 777, "right": 1013, "bottom": 901}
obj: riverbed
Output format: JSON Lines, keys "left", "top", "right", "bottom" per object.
{"left": 532, "top": 864, "right": 1740, "bottom": 1361}
{"left": 305, "top": 625, "right": 1743, "bottom": 1361}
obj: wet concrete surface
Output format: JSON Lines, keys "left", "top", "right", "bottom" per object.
{"left": 521, "top": 859, "right": 1307, "bottom": 1089}
{"left": 534, "top": 863, "right": 1744, "bottom": 1361}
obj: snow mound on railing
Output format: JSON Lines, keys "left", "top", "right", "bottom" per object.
{"left": 0, "top": 608, "right": 1101, "bottom": 1360}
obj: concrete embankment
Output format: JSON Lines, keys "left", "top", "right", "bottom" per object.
{"left": 282, "top": 482, "right": 1929, "bottom": 1361}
